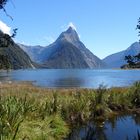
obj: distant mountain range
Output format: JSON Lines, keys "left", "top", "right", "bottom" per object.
{"left": 20, "top": 27, "right": 105, "bottom": 69}
{"left": 18, "top": 44, "right": 44, "bottom": 63}
{"left": 1, "top": 26, "right": 139, "bottom": 70}
{"left": 103, "top": 42, "right": 140, "bottom": 68}
{"left": 0, "top": 31, "right": 35, "bottom": 69}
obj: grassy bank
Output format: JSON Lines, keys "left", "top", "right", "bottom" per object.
{"left": 0, "top": 82, "right": 140, "bottom": 140}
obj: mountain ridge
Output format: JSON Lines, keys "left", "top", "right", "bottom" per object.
{"left": 103, "top": 42, "right": 140, "bottom": 68}
{"left": 20, "top": 27, "right": 105, "bottom": 69}
{"left": 0, "top": 31, "right": 35, "bottom": 69}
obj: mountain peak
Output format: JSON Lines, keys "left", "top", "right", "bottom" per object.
{"left": 66, "top": 26, "right": 76, "bottom": 32}
{"left": 20, "top": 25, "right": 105, "bottom": 69}
{"left": 57, "top": 26, "right": 80, "bottom": 43}
{"left": 65, "top": 25, "right": 78, "bottom": 35}
{"left": 67, "top": 22, "right": 77, "bottom": 31}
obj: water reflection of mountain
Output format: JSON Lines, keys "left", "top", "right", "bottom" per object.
{"left": 51, "top": 77, "right": 86, "bottom": 88}
{"left": 1, "top": 69, "right": 140, "bottom": 88}
{"left": 66, "top": 115, "right": 140, "bottom": 140}
{"left": 66, "top": 122, "right": 107, "bottom": 140}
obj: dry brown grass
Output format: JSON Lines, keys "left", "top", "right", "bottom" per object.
{"left": 0, "top": 82, "right": 140, "bottom": 140}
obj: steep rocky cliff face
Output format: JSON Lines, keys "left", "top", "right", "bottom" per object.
{"left": 20, "top": 27, "right": 105, "bottom": 69}
{"left": 0, "top": 31, "right": 34, "bottom": 69}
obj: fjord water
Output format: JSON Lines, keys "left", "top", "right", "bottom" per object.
{"left": 1, "top": 69, "right": 140, "bottom": 88}
{"left": 67, "top": 115, "right": 140, "bottom": 140}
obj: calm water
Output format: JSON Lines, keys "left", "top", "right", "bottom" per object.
{"left": 67, "top": 115, "right": 140, "bottom": 140}
{"left": 0, "top": 69, "right": 140, "bottom": 88}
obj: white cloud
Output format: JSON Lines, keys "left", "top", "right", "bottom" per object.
{"left": 60, "top": 22, "right": 81, "bottom": 39}
{"left": 20, "top": 41, "right": 31, "bottom": 46}
{"left": 60, "top": 25, "right": 66, "bottom": 31}
{"left": 68, "top": 22, "right": 77, "bottom": 31}
{"left": 60, "top": 22, "right": 77, "bottom": 31}
{"left": 0, "top": 20, "right": 11, "bottom": 35}
{"left": 44, "top": 36, "right": 55, "bottom": 44}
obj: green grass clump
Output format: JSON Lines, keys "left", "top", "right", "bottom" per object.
{"left": 90, "top": 85, "right": 110, "bottom": 119}
{"left": 129, "top": 81, "right": 140, "bottom": 108}
{"left": 17, "top": 115, "right": 69, "bottom": 140}
{"left": 0, "top": 82, "right": 140, "bottom": 139}
{"left": 60, "top": 91, "right": 91, "bottom": 125}
{"left": 0, "top": 96, "right": 24, "bottom": 140}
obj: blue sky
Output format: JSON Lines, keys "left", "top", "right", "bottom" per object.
{"left": 0, "top": 0, "right": 140, "bottom": 59}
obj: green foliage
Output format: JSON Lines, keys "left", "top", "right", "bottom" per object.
{"left": 0, "top": 54, "right": 12, "bottom": 69}
{"left": 129, "top": 81, "right": 140, "bottom": 108}
{"left": 135, "top": 53, "right": 140, "bottom": 62}
{"left": 125, "top": 55, "right": 135, "bottom": 66}
{"left": 60, "top": 91, "right": 90, "bottom": 124}
{"left": 137, "top": 17, "right": 140, "bottom": 41}
{"left": 123, "top": 53, "right": 140, "bottom": 68}
{"left": 0, "top": 82, "right": 140, "bottom": 139}
{"left": 17, "top": 115, "right": 69, "bottom": 140}
{"left": 0, "top": 31, "right": 12, "bottom": 48}
{"left": 90, "top": 85, "right": 109, "bottom": 118}
{"left": 0, "top": 0, "right": 8, "bottom": 9}
{"left": 0, "top": 95, "right": 69, "bottom": 140}
{"left": 0, "top": 31, "right": 33, "bottom": 70}
{"left": 0, "top": 0, "right": 13, "bottom": 20}
{"left": 0, "top": 96, "right": 24, "bottom": 139}
{"left": 108, "top": 89, "right": 131, "bottom": 111}
{"left": 11, "top": 28, "right": 18, "bottom": 38}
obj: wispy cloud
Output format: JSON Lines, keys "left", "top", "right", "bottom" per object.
{"left": 43, "top": 36, "right": 55, "bottom": 44}
{"left": 61, "top": 22, "right": 77, "bottom": 31}
{"left": 60, "top": 24, "right": 66, "bottom": 31}
{"left": 67, "top": 22, "right": 77, "bottom": 31}
{"left": 0, "top": 20, "right": 11, "bottom": 35}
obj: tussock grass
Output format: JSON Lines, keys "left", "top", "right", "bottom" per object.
{"left": 0, "top": 82, "right": 140, "bottom": 139}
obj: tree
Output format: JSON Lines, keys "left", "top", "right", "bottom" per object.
{"left": 124, "top": 55, "right": 135, "bottom": 66}
{"left": 0, "top": 0, "right": 13, "bottom": 20}
{"left": 124, "top": 53, "right": 140, "bottom": 68}
{"left": 134, "top": 53, "right": 140, "bottom": 62}
{"left": 0, "top": 0, "right": 17, "bottom": 47}
{"left": 11, "top": 28, "right": 18, "bottom": 38}
{"left": 0, "top": 30, "right": 12, "bottom": 47}
{"left": 0, "top": 0, "right": 8, "bottom": 9}
{"left": 136, "top": 17, "right": 140, "bottom": 42}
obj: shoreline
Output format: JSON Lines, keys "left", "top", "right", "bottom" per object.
{"left": 0, "top": 80, "right": 131, "bottom": 90}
